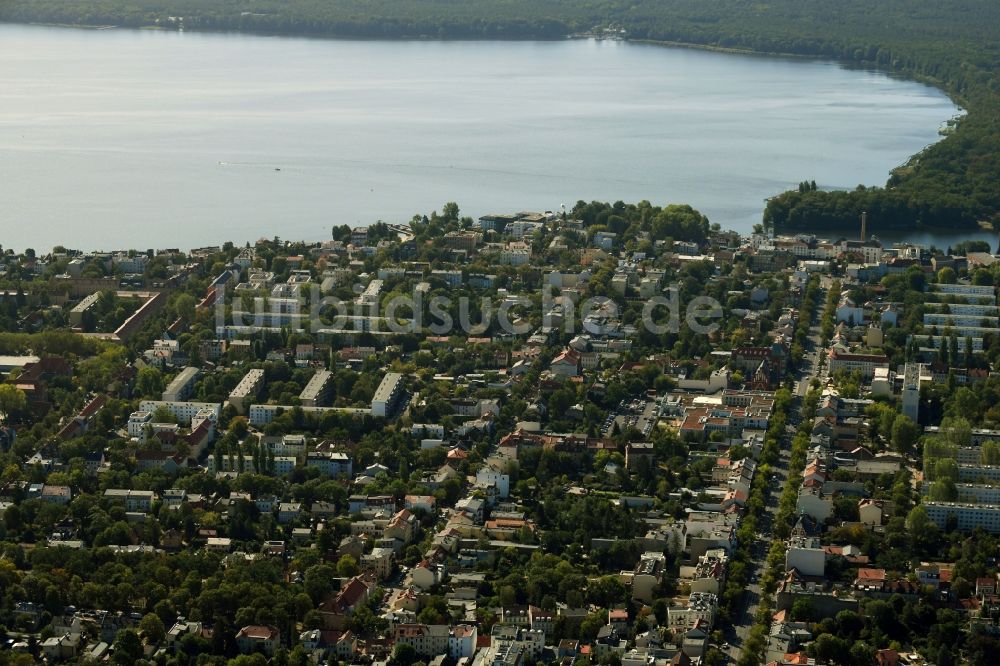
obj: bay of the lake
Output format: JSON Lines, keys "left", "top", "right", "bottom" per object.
{"left": 0, "top": 24, "right": 963, "bottom": 252}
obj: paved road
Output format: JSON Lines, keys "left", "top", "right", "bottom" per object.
{"left": 722, "top": 287, "right": 827, "bottom": 663}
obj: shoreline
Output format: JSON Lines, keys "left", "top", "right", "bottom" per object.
{"left": 628, "top": 37, "right": 815, "bottom": 60}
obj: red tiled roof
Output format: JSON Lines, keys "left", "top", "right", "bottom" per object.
{"left": 79, "top": 394, "right": 108, "bottom": 418}
{"left": 856, "top": 568, "right": 886, "bottom": 581}
{"left": 330, "top": 577, "right": 370, "bottom": 613}
{"left": 237, "top": 625, "right": 278, "bottom": 641}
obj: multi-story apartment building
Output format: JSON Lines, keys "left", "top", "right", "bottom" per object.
{"left": 229, "top": 368, "right": 265, "bottom": 414}
{"left": 162, "top": 367, "right": 200, "bottom": 402}
{"left": 371, "top": 372, "right": 404, "bottom": 418}
{"left": 306, "top": 451, "right": 353, "bottom": 478}
{"left": 924, "top": 501, "right": 1000, "bottom": 533}
{"left": 667, "top": 592, "right": 718, "bottom": 631}
{"left": 299, "top": 370, "right": 334, "bottom": 407}
{"left": 104, "top": 489, "right": 156, "bottom": 512}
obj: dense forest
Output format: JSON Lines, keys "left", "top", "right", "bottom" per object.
{"left": 1, "top": 0, "right": 998, "bottom": 233}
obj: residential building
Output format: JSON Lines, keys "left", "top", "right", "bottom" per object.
{"left": 139, "top": 401, "right": 221, "bottom": 426}
{"left": 104, "top": 489, "right": 155, "bottom": 512}
{"left": 29, "top": 484, "right": 72, "bottom": 505}
{"left": 924, "top": 502, "right": 1000, "bottom": 533}
{"left": 229, "top": 368, "right": 265, "bottom": 415}
{"left": 859, "top": 499, "right": 889, "bottom": 526}
{"left": 827, "top": 347, "right": 889, "bottom": 379}
{"left": 901, "top": 362, "right": 927, "bottom": 422}
{"left": 632, "top": 551, "right": 667, "bottom": 603}
{"left": 69, "top": 292, "right": 101, "bottom": 327}
{"left": 371, "top": 372, "right": 404, "bottom": 418}
{"left": 449, "top": 624, "right": 478, "bottom": 659}
{"left": 667, "top": 592, "right": 718, "bottom": 631}
{"left": 40, "top": 633, "right": 81, "bottom": 661}
{"left": 785, "top": 537, "right": 826, "bottom": 576}
{"left": 796, "top": 486, "right": 833, "bottom": 523}
{"left": 300, "top": 370, "right": 334, "bottom": 407}
{"left": 306, "top": 451, "right": 353, "bottom": 478}
{"left": 393, "top": 624, "right": 450, "bottom": 658}
{"left": 550, "top": 348, "right": 582, "bottom": 376}
{"left": 361, "top": 547, "right": 394, "bottom": 580}
{"left": 235, "top": 625, "right": 280, "bottom": 656}
{"left": 273, "top": 502, "right": 300, "bottom": 524}
{"left": 162, "top": 367, "right": 200, "bottom": 402}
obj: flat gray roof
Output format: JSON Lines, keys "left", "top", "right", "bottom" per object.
{"left": 372, "top": 372, "right": 403, "bottom": 403}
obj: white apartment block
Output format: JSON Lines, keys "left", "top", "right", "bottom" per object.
{"left": 796, "top": 486, "right": 833, "bottom": 522}
{"left": 925, "top": 302, "right": 998, "bottom": 316}
{"left": 901, "top": 362, "right": 927, "bottom": 422}
{"left": 785, "top": 537, "right": 826, "bottom": 577}
{"left": 228, "top": 311, "right": 307, "bottom": 327}
{"left": 958, "top": 464, "right": 1000, "bottom": 483}
{"left": 207, "top": 454, "right": 296, "bottom": 476}
{"left": 128, "top": 411, "right": 153, "bottom": 439}
{"left": 430, "top": 270, "right": 463, "bottom": 287}
{"left": 234, "top": 247, "right": 255, "bottom": 269}
{"left": 500, "top": 246, "right": 531, "bottom": 266}
{"left": 247, "top": 403, "right": 370, "bottom": 426}
{"left": 229, "top": 368, "right": 265, "bottom": 414}
{"left": 632, "top": 551, "right": 667, "bottom": 603}
{"left": 299, "top": 370, "right": 333, "bottom": 407}
{"left": 924, "top": 502, "right": 1000, "bottom": 533}
{"left": 918, "top": 324, "right": 1000, "bottom": 339}
{"left": 924, "top": 313, "right": 999, "bottom": 328}
{"left": 139, "top": 401, "right": 222, "bottom": 427}
{"left": 924, "top": 426, "right": 1000, "bottom": 446}
{"left": 932, "top": 483, "right": 1000, "bottom": 505}
{"left": 507, "top": 221, "right": 543, "bottom": 239}
{"left": 475, "top": 466, "right": 510, "bottom": 499}
{"left": 910, "top": 335, "right": 984, "bottom": 352}
{"left": 357, "top": 279, "right": 383, "bottom": 305}
{"left": 490, "top": 626, "right": 545, "bottom": 662}
{"left": 217, "top": 325, "right": 302, "bottom": 339}
{"left": 262, "top": 434, "right": 307, "bottom": 457}
{"left": 104, "top": 489, "right": 156, "bottom": 512}
{"left": 683, "top": 548, "right": 729, "bottom": 595}
{"left": 412, "top": 423, "right": 446, "bottom": 439}
{"left": 449, "top": 625, "right": 478, "bottom": 659}
{"left": 371, "top": 372, "right": 404, "bottom": 418}
{"left": 930, "top": 283, "right": 995, "bottom": 302}
{"left": 69, "top": 292, "right": 100, "bottom": 326}
{"left": 162, "top": 367, "right": 201, "bottom": 402}
{"left": 306, "top": 451, "right": 353, "bottom": 478}
{"left": 112, "top": 252, "right": 148, "bottom": 273}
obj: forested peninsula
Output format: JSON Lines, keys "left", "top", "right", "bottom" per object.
{"left": 1, "top": 0, "right": 997, "bottom": 234}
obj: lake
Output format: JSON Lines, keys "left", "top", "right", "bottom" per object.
{"left": 0, "top": 24, "right": 963, "bottom": 252}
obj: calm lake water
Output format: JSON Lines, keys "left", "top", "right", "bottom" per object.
{"left": 0, "top": 24, "right": 962, "bottom": 252}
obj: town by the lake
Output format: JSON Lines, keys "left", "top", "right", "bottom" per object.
{"left": 1, "top": 202, "right": 999, "bottom": 666}
{"left": 2, "top": 1, "right": 999, "bottom": 665}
